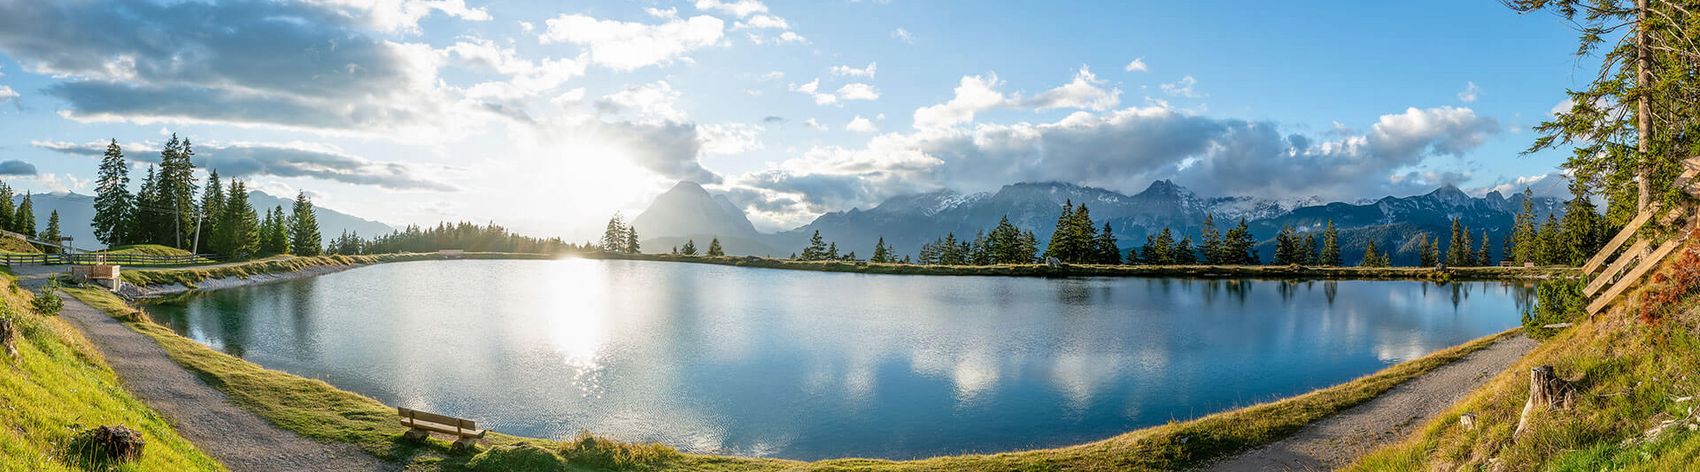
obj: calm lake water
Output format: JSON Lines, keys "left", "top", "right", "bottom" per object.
{"left": 147, "top": 258, "right": 1532, "bottom": 460}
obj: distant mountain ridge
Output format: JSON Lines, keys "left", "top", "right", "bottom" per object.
{"left": 632, "top": 179, "right": 1565, "bottom": 264}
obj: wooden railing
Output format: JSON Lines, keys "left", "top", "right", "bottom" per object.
{"left": 0, "top": 253, "right": 214, "bottom": 266}
{"left": 1583, "top": 158, "right": 1700, "bottom": 316}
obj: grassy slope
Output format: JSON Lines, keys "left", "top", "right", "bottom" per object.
{"left": 64, "top": 284, "right": 1516, "bottom": 471}
{"left": 0, "top": 280, "right": 222, "bottom": 470}
{"left": 118, "top": 253, "right": 555, "bottom": 288}
{"left": 104, "top": 244, "right": 194, "bottom": 256}
{"left": 1346, "top": 242, "right": 1700, "bottom": 471}
{"left": 0, "top": 235, "right": 41, "bottom": 253}
{"left": 586, "top": 252, "right": 1573, "bottom": 282}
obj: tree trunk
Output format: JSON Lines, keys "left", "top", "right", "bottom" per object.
{"left": 0, "top": 317, "right": 15, "bottom": 358}
{"left": 1515, "top": 365, "right": 1576, "bottom": 438}
{"left": 1637, "top": 0, "right": 1652, "bottom": 211}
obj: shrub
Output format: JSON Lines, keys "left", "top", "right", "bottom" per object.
{"left": 1523, "top": 278, "right": 1584, "bottom": 338}
{"left": 557, "top": 433, "right": 679, "bottom": 470}
{"left": 31, "top": 282, "right": 63, "bottom": 317}
{"left": 1638, "top": 240, "right": 1700, "bottom": 324}
{"left": 464, "top": 443, "right": 564, "bottom": 471}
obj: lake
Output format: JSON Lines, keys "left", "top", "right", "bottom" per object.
{"left": 146, "top": 258, "right": 1532, "bottom": 460}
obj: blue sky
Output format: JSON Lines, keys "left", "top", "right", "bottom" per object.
{"left": 0, "top": 0, "right": 1588, "bottom": 239}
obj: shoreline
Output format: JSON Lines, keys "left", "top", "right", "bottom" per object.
{"left": 116, "top": 252, "right": 559, "bottom": 298}
{"left": 578, "top": 252, "right": 1577, "bottom": 282}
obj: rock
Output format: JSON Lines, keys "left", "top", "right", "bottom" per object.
{"left": 1045, "top": 257, "right": 1063, "bottom": 268}
{"left": 78, "top": 425, "right": 145, "bottom": 462}
{"left": 402, "top": 428, "right": 429, "bottom": 442}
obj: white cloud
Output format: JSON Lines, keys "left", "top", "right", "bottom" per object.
{"left": 1124, "top": 57, "right": 1147, "bottom": 72}
{"left": 835, "top": 83, "right": 880, "bottom": 101}
{"left": 0, "top": 85, "right": 16, "bottom": 103}
{"left": 803, "top": 118, "right": 827, "bottom": 131}
{"left": 1027, "top": 66, "right": 1119, "bottom": 111}
{"left": 698, "top": 123, "right": 765, "bottom": 155}
{"left": 831, "top": 62, "right": 877, "bottom": 78}
{"left": 1550, "top": 97, "right": 1574, "bottom": 117}
{"left": 645, "top": 7, "right": 679, "bottom": 19}
{"left": 34, "top": 139, "right": 459, "bottom": 190}
{"left": 891, "top": 28, "right": 913, "bottom": 43}
{"left": 695, "top": 0, "right": 769, "bottom": 17}
{"left": 913, "top": 74, "right": 1009, "bottom": 128}
{"left": 759, "top": 71, "right": 785, "bottom": 81}
{"left": 540, "top": 14, "right": 725, "bottom": 71}
{"left": 733, "top": 14, "right": 789, "bottom": 30}
{"left": 595, "top": 81, "right": 687, "bottom": 122}
{"left": 777, "top": 31, "right": 807, "bottom": 43}
{"left": 1457, "top": 81, "right": 1480, "bottom": 103}
{"left": 846, "top": 115, "right": 878, "bottom": 133}
{"left": 1161, "top": 75, "right": 1201, "bottom": 98}
{"left": 308, "top": 0, "right": 491, "bottom": 34}
{"left": 518, "top": 20, "right": 534, "bottom": 33}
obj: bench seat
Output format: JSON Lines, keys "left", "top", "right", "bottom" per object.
{"left": 398, "top": 407, "right": 487, "bottom": 439}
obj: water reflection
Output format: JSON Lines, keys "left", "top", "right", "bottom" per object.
{"left": 146, "top": 259, "right": 1532, "bottom": 460}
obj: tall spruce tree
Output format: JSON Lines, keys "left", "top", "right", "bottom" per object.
{"left": 707, "top": 238, "right": 725, "bottom": 257}
{"left": 132, "top": 166, "right": 161, "bottom": 244}
{"left": 93, "top": 139, "right": 133, "bottom": 246}
{"left": 1199, "top": 213, "right": 1223, "bottom": 265}
{"left": 1476, "top": 231, "right": 1494, "bottom": 266}
{"left": 14, "top": 192, "right": 35, "bottom": 239}
{"left": 39, "top": 210, "right": 62, "bottom": 254}
{"left": 1222, "top": 218, "right": 1258, "bottom": 265}
{"left": 1360, "top": 240, "right": 1389, "bottom": 267}
{"left": 1094, "top": 223, "right": 1121, "bottom": 264}
{"left": 1536, "top": 213, "right": 1564, "bottom": 265}
{"left": 1320, "top": 220, "right": 1342, "bottom": 266}
{"left": 802, "top": 230, "right": 828, "bottom": 260}
{"left": 623, "top": 226, "right": 639, "bottom": 254}
{"left": 601, "top": 214, "right": 627, "bottom": 252}
{"left": 1044, "top": 200, "right": 1077, "bottom": 262}
{"left": 1301, "top": 234, "right": 1318, "bottom": 265}
{"left": 1173, "top": 237, "right": 1198, "bottom": 264}
{"left": 216, "top": 180, "right": 260, "bottom": 259}
{"left": 1510, "top": 188, "right": 1539, "bottom": 264}
{"left": 1418, "top": 233, "right": 1440, "bottom": 267}
{"left": 0, "top": 183, "right": 13, "bottom": 234}
{"left": 1558, "top": 179, "right": 1605, "bottom": 265}
{"left": 289, "top": 192, "right": 322, "bottom": 256}
{"left": 1273, "top": 225, "right": 1300, "bottom": 265}
{"left": 196, "top": 169, "right": 224, "bottom": 253}
{"left": 681, "top": 239, "right": 698, "bottom": 256}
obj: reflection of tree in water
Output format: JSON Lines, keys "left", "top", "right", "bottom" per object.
{"left": 1449, "top": 282, "right": 1472, "bottom": 309}
{"left": 1507, "top": 281, "right": 1539, "bottom": 314}
{"left": 210, "top": 289, "right": 253, "bottom": 358}
{"left": 288, "top": 278, "right": 317, "bottom": 360}
{"left": 1324, "top": 281, "right": 1338, "bottom": 306}
{"left": 1277, "top": 280, "right": 1299, "bottom": 301}
{"left": 1052, "top": 279, "right": 1095, "bottom": 306}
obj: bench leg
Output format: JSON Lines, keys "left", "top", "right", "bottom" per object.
{"left": 451, "top": 436, "right": 479, "bottom": 454}
{"left": 402, "top": 428, "right": 428, "bottom": 442}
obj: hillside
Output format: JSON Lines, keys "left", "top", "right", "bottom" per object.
{"left": 0, "top": 276, "right": 221, "bottom": 470}
{"left": 1348, "top": 236, "right": 1700, "bottom": 469}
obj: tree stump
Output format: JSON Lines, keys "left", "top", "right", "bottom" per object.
{"left": 1459, "top": 412, "right": 1477, "bottom": 431}
{"left": 80, "top": 425, "right": 145, "bottom": 462}
{"left": 0, "top": 317, "right": 16, "bottom": 359}
{"left": 1514, "top": 365, "right": 1575, "bottom": 438}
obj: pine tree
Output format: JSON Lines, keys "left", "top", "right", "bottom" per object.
{"left": 970, "top": 230, "right": 991, "bottom": 265}
{"left": 1173, "top": 237, "right": 1198, "bottom": 264}
{"left": 1320, "top": 220, "right": 1342, "bottom": 266}
{"left": 1222, "top": 218, "right": 1258, "bottom": 265}
{"left": 826, "top": 241, "right": 839, "bottom": 260}
{"left": 1068, "top": 204, "right": 1099, "bottom": 262}
{"left": 1418, "top": 233, "right": 1440, "bottom": 267}
{"left": 39, "top": 210, "right": 61, "bottom": 254}
{"left": 1094, "top": 223, "right": 1121, "bottom": 264}
{"left": 93, "top": 139, "right": 133, "bottom": 246}
{"left": 289, "top": 191, "right": 322, "bottom": 256}
{"left": 14, "top": 192, "right": 35, "bottom": 240}
{"left": 258, "top": 206, "right": 289, "bottom": 256}
{"left": 623, "top": 226, "right": 640, "bottom": 254}
{"left": 1301, "top": 234, "right": 1317, "bottom": 265}
{"left": 601, "top": 214, "right": 627, "bottom": 252}
{"left": 196, "top": 169, "right": 224, "bottom": 253}
{"left": 1273, "top": 225, "right": 1300, "bottom": 265}
{"left": 1199, "top": 213, "right": 1223, "bottom": 265}
{"left": 1476, "top": 231, "right": 1494, "bottom": 266}
{"left": 156, "top": 135, "right": 200, "bottom": 248}
{"left": 707, "top": 238, "right": 725, "bottom": 257}
{"left": 681, "top": 239, "right": 697, "bottom": 255}
{"left": 1536, "top": 213, "right": 1563, "bottom": 265}
{"left": 1558, "top": 179, "right": 1604, "bottom": 265}
{"left": 1043, "top": 200, "right": 1076, "bottom": 262}
{"left": 1445, "top": 218, "right": 1476, "bottom": 266}
{"left": 1360, "top": 240, "right": 1389, "bottom": 267}
{"left": 0, "top": 183, "right": 12, "bottom": 235}
{"left": 802, "top": 230, "right": 828, "bottom": 260}
{"left": 1019, "top": 230, "right": 1039, "bottom": 264}
{"left": 216, "top": 180, "right": 260, "bottom": 260}
{"left": 131, "top": 166, "right": 160, "bottom": 244}
{"left": 1510, "top": 188, "right": 1539, "bottom": 264}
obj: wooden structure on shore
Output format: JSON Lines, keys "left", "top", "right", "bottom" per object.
{"left": 1581, "top": 157, "right": 1700, "bottom": 315}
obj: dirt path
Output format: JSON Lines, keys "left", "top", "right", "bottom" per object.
{"left": 58, "top": 294, "right": 395, "bottom": 472}
{"left": 1206, "top": 334, "right": 1537, "bottom": 471}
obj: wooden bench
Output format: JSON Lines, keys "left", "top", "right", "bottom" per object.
{"left": 398, "top": 407, "right": 486, "bottom": 453}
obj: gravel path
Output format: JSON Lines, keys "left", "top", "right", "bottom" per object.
{"left": 1206, "top": 334, "right": 1538, "bottom": 471}
{"left": 59, "top": 294, "right": 394, "bottom": 472}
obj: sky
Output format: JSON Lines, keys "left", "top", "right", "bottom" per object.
{"left": 0, "top": 0, "right": 1592, "bottom": 240}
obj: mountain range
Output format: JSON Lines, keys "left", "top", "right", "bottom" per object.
{"left": 20, "top": 191, "right": 394, "bottom": 252}
{"left": 634, "top": 180, "right": 1565, "bottom": 266}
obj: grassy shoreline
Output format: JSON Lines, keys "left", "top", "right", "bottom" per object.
{"left": 580, "top": 252, "right": 1575, "bottom": 281}
{"left": 119, "top": 252, "right": 557, "bottom": 289}
{"left": 64, "top": 282, "right": 1519, "bottom": 471}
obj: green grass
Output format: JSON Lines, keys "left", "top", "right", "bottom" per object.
{"left": 103, "top": 244, "right": 195, "bottom": 257}
{"left": 585, "top": 252, "right": 1574, "bottom": 282}
{"left": 1345, "top": 245, "right": 1700, "bottom": 471}
{"left": 0, "top": 235, "right": 42, "bottom": 254}
{"left": 63, "top": 285, "right": 1517, "bottom": 471}
{"left": 0, "top": 279, "right": 222, "bottom": 470}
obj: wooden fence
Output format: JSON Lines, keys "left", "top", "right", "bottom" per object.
{"left": 0, "top": 253, "right": 213, "bottom": 266}
{"left": 1582, "top": 158, "right": 1700, "bottom": 316}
